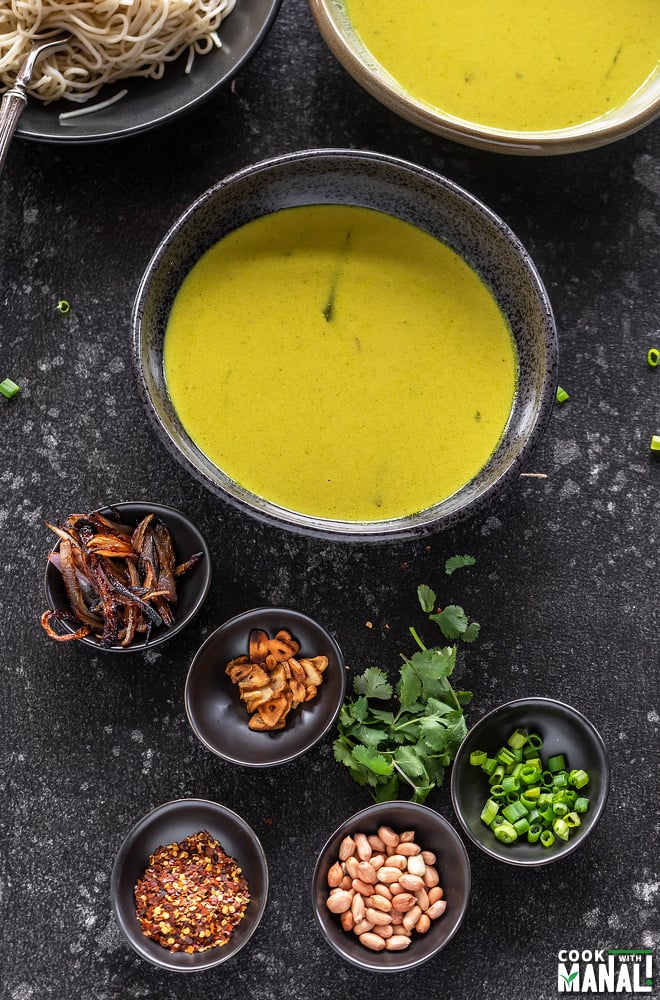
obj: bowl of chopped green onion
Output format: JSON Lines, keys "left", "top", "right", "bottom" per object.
{"left": 450, "top": 697, "right": 610, "bottom": 866}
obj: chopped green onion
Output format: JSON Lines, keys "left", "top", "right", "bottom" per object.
{"left": 574, "top": 796, "right": 590, "bottom": 813}
{"left": 547, "top": 754, "right": 566, "bottom": 772}
{"left": 501, "top": 775, "right": 521, "bottom": 794}
{"left": 648, "top": 348, "right": 660, "bottom": 367}
{"left": 553, "top": 818, "right": 570, "bottom": 841}
{"left": 470, "top": 750, "right": 487, "bottom": 766}
{"left": 540, "top": 829, "right": 555, "bottom": 848}
{"left": 555, "top": 386, "right": 569, "bottom": 403}
{"left": 651, "top": 436, "right": 660, "bottom": 452}
{"left": 0, "top": 378, "right": 20, "bottom": 399}
{"left": 513, "top": 817, "right": 530, "bottom": 835}
{"left": 493, "top": 820, "right": 518, "bottom": 844}
{"left": 564, "top": 812, "right": 581, "bottom": 828}
{"left": 527, "top": 823, "right": 542, "bottom": 844}
{"left": 481, "top": 756, "right": 497, "bottom": 775}
{"left": 56, "top": 299, "right": 70, "bottom": 314}
{"left": 502, "top": 800, "right": 529, "bottom": 823}
{"left": 489, "top": 783, "right": 506, "bottom": 799}
{"left": 507, "top": 728, "right": 528, "bottom": 749}
{"left": 569, "top": 768, "right": 590, "bottom": 789}
{"left": 480, "top": 798, "right": 499, "bottom": 825}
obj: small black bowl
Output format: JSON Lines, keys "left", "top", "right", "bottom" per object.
{"left": 312, "top": 801, "right": 471, "bottom": 973}
{"left": 185, "top": 607, "right": 346, "bottom": 766}
{"left": 111, "top": 798, "right": 268, "bottom": 972}
{"left": 43, "top": 501, "right": 211, "bottom": 652}
{"left": 450, "top": 697, "right": 610, "bottom": 866}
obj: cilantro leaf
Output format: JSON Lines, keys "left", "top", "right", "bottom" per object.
{"left": 394, "top": 744, "right": 429, "bottom": 781}
{"left": 445, "top": 554, "right": 476, "bottom": 576}
{"left": 462, "top": 621, "right": 481, "bottom": 643}
{"left": 429, "top": 604, "right": 468, "bottom": 639}
{"left": 351, "top": 744, "right": 394, "bottom": 776}
{"left": 417, "top": 584, "right": 436, "bottom": 613}
{"left": 353, "top": 667, "right": 392, "bottom": 700}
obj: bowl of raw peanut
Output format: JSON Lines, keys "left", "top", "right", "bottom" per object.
{"left": 312, "top": 800, "right": 471, "bottom": 971}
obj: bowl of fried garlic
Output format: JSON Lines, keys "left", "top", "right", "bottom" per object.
{"left": 184, "top": 607, "right": 346, "bottom": 766}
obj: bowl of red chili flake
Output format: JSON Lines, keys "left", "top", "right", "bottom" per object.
{"left": 111, "top": 798, "right": 268, "bottom": 970}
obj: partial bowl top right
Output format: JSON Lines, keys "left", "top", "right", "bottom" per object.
{"left": 308, "top": 0, "right": 660, "bottom": 155}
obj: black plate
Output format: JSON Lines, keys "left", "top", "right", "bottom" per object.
{"left": 450, "top": 697, "right": 610, "bottom": 866}
{"left": 43, "top": 500, "right": 211, "bottom": 652}
{"left": 312, "top": 801, "right": 471, "bottom": 973}
{"left": 15, "top": 0, "right": 282, "bottom": 143}
{"left": 185, "top": 607, "right": 346, "bottom": 766}
{"left": 111, "top": 798, "right": 268, "bottom": 971}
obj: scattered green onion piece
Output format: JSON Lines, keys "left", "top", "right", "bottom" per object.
{"left": 569, "top": 768, "right": 590, "bottom": 789}
{"left": 527, "top": 823, "right": 542, "bottom": 844}
{"left": 481, "top": 757, "right": 497, "bottom": 775}
{"left": 526, "top": 733, "right": 543, "bottom": 749}
{"left": 574, "top": 796, "right": 590, "bottom": 814}
{"left": 648, "top": 348, "right": 660, "bottom": 367}
{"left": 547, "top": 754, "right": 566, "bottom": 772}
{"left": 651, "top": 436, "right": 660, "bottom": 452}
{"left": 480, "top": 798, "right": 499, "bottom": 825}
{"left": 470, "top": 750, "right": 487, "bottom": 766}
{"left": 513, "top": 817, "right": 530, "bottom": 835}
{"left": 56, "top": 299, "right": 70, "bottom": 314}
{"left": 564, "top": 812, "right": 581, "bottom": 828}
{"left": 496, "top": 747, "right": 516, "bottom": 766}
{"left": 540, "top": 829, "right": 555, "bottom": 848}
{"left": 0, "top": 378, "right": 20, "bottom": 399}
{"left": 507, "top": 728, "right": 528, "bottom": 749}
{"left": 555, "top": 386, "right": 569, "bottom": 403}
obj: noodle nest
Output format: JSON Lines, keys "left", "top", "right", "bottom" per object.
{"left": 0, "top": 0, "right": 237, "bottom": 104}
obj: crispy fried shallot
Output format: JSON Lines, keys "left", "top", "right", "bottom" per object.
{"left": 41, "top": 508, "right": 203, "bottom": 647}
{"left": 226, "top": 627, "right": 328, "bottom": 731}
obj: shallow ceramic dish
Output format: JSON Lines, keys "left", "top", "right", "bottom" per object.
{"left": 185, "top": 606, "right": 346, "bottom": 766}
{"left": 132, "top": 148, "right": 558, "bottom": 541}
{"left": 450, "top": 697, "right": 610, "bottom": 866}
{"left": 312, "top": 800, "right": 470, "bottom": 972}
{"left": 308, "top": 0, "right": 660, "bottom": 155}
{"left": 13, "top": 0, "right": 281, "bottom": 143}
{"left": 43, "top": 500, "right": 211, "bottom": 652}
{"left": 111, "top": 797, "right": 268, "bottom": 971}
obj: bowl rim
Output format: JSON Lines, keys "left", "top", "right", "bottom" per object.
{"left": 184, "top": 605, "right": 347, "bottom": 766}
{"left": 110, "top": 796, "right": 269, "bottom": 972}
{"left": 132, "top": 147, "right": 558, "bottom": 542}
{"left": 311, "top": 800, "right": 472, "bottom": 972}
{"left": 307, "top": 0, "right": 660, "bottom": 155}
{"left": 42, "top": 499, "right": 212, "bottom": 652}
{"left": 450, "top": 696, "right": 611, "bottom": 867}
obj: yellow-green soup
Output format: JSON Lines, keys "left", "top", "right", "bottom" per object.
{"left": 164, "top": 205, "right": 517, "bottom": 522}
{"left": 344, "top": 0, "right": 660, "bottom": 132}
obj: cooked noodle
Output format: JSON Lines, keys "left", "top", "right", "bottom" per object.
{"left": 0, "top": 0, "right": 237, "bottom": 104}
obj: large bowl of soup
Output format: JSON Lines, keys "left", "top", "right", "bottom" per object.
{"left": 308, "top": 0, "right": 660, "bottom": 155}
{"left": 132, "top": 148, "right": 558, "bottom": 541}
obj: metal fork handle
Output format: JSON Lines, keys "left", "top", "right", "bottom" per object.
{"left": 0, "top": 85, "right": 28, "bottom": 178}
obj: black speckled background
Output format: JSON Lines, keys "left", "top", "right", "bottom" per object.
{"left": 1, "top": 2, "right": 659, "bottom": 998}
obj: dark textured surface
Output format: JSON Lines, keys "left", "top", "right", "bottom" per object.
{"left": 0, "top": 1, "right": 659, "bottom": 997}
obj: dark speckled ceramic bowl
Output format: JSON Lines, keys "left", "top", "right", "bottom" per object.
{"left": 132, "top": 149, "right": 558, "bottom": 542}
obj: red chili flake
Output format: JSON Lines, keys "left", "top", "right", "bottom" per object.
{"left": 134, "top": 830, "right": 250, "bottom": 953}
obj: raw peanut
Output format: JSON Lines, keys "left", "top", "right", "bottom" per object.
{"left": 397, "top": 841, "right": 421, "bottom": 857}
{"left": 391, "top": 923, "right": 406, "bottom": 936}
{"left": 385, "top": 854, "right": 407, "bottom": 871}
{"left": 359, "top": 932, "right": 386, "bottom": 952}
{"left": 376, "top": 883, "right": 392, "bottom": 900}
{"left": 340, "top": 875, "right": 353, "bottom": 891}
{"left": 327, "top": 862, "right": 344, "bottom": 887}
{"left": 421, "top": 850, "right": 436, "bottom": 865}
{"left": 399, "top": 830, "right": 416, "bottom": 842}
{"left": 402, "top": 904, "right": 422, "bottom": 933}
{"left": 398, "top": 872, "right": 425, "bottom": 892}
{"left": 369, "top": 854, "right": 385, "bottom": 871}
{"left": 423, "top": 865, "right": 440, "bottom": 888}
{"left": 428, "top": 886, "right": 444, "bottom": 904}
{"left": 356, "top": 861, "right": 378, "bottom": 884}
{"left": 368, "top": 834, "right": 387, "bottom": 853}
{"left": 388, "top": 882, "right": 402, "bottom": 895}
{"left": 345, "top": 856, "right": 360, "bottom": 880}
{"left": 354, "top": 833, "right": 372, "bottom": 861}
{"left": 353, "top": 918, "right": 374, "bottom": 935}
{"left": 352, "top": 892, "right": 365, "bottom": 923}
{"left": 326, "top": 890, "right": 353, "bottom": 914}
{"left": 391, "top": 892, "right": 416, "bottom": 913}
{"left": 377, "top": 826, "right": 400, "bottom": 849}
{"left": 339, "top": 835, "right": 356, "bottom": 860}
{"left": 341, "top": 910, "right": 355, "bottom": 932}
{"left": 427, "top": 899, "right": 447, "bottom": 920}
{"left": 406, "top": 854, "right": 427, "bottom": 878}
{"left": 351, "top": 878, "right": 375, "bottom": 897}
{"left": 385, "top": 934, "right": 412, "bottom": 951}
{"left": 415, "top": 913, "right": 431, "bottom": 934}
{"left": 370, "top": 894, "right": 393, "bottom": 913}
{"left": 365, "top": 907, "right": 393, "bottom": 927}
{"left": 372, "top": 922, "right": 394, "bottom": 939}
{"left": 415, "top": 887, "right": 430, "bottom": 912}
{"left": 376, "top": 866, "right": 401, "bottom": 884}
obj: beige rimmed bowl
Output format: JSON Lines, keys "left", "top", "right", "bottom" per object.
{"left": 308, "top": 0, "right": 660, "bottom": 155}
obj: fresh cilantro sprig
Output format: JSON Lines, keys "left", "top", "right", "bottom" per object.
{"left": 333, "top": 556, "right": 479, "bottom": 804}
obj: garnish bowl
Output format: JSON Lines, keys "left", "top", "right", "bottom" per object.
{"left": 42, "top": 500, "right": 211, "bottom": 652}
{"left": 450, "top": 697, "right": 610, "bottom": 866}
{"left": 132, "top": 148, "right": 558, "bottom": 541}
{"left": 111, "top": 798, "right": 268, "bottom": 971}
{"left": 311, "top": 800, "right": 471, "bottom": 972}
{"left": 184, "top": 606, "right": 346, "bottom": 766}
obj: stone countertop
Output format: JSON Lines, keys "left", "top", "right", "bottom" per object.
{"left": 0, "top": 2, "right": 658, "bottom": 998}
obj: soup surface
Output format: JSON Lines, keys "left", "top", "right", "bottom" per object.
{"left": 343, "top": 0, "right": 660, "bottom": 132}
{"left": 164, "top": 205, "right": 517, "bottom": 522}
